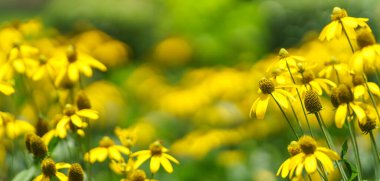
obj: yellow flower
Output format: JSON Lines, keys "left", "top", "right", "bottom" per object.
{"left": 33, "top": 158, "right": 71, "bottom": 181}
{"left": 284, "top": 136, "right": 340, "bottom": 178}
{"left": 351, "top": 73, "right": 380, "bottom": 100}
{"left": 277, "top": 141, "right": 302, "bottom": 178}
{"left": 318, "top": 57, "right": 348, "bottom": 80}
{"left": 55, "top": 104, "right": 99, "bottom": 138}
{"left": 0, "top": 80, "right": 14, "bottom": 95}
{"left": 115, "top": 126, "right": 138, "bottom": 148}
{"left": 84, "top": 136, "right": 130, "bottom": 163}
{"left": 132, "top": 140, "right": 179, "bottom": 174}
{"left": 297, "top": 69, "right": 336, "bottom": 96}
{"left": 270, "top": 48, "right": 304, "bottom": 72}
{"left": 319, "top": 7, "right": 369, "bottom": 41}
{"left": 0, "top": 112, "right": 35, "bottom": 139}
{"left": 110, "top": 158, "right": 134, "bottom": 175}
{"left": 250, "top": 78, "right": 295, "bottom": 119}
{"left": 333, "top": 84, "right": 366, "bottom": 128}
{"left": 54, "top": 45, "right": 107, "bottom": 86}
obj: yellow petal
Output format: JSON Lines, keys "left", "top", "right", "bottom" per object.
{"left": 163, "top": 153, "right": 179, "bottom": 164}
{"left": 109, "top": 147, "right": 122, "bottom": 161}
{"left": 56, "top": 162, "right": 71, "bottom": 169}
{"left": 77, "top": 109, "right": 99, "bottom": 120}
{"left": 315, "top": 151, "right": 334, "bottom": 172}
{"left": 368, "top": 82, "right": 380, "bottom": 96}
{"left": 133, "top": 152, "right": 151, "bottom": 169}
{"left": 354, "top": 85, "right": 365, "bottom": 99}
{"left": 272, "top": 91, "right": 288, "bottom": 109}
{"left": 335, "top": 104, "right": 347, "bottom": 128}
{"left": 316, "top": 147, "right": 340, "bottom": 160}
{"left": 0, "top": 83, "right": 14, "bottom": 95}
{"left": 249, "top": 98, "right": 260, "bottom": 118}
{"left": 256, "top": 95, "right": 270, "bottom": 119}
{"left": 150, "top": 156, "right": 161, "bottom": 173}
{"left": 295, "top": 162, "right": 304, "bottom": 178}
{"left": 304, "top": 155, "right": 317, "bottom": 174}
{"left": 55, "top": 171, "right": 68, "bottom": 181}
{"left": 114, "top": 145, "right": 130, "bottom": 155}
{"left": 32, "top": 174, "right": 44, "bottom": 181}
{"left": 326, "top": 21, "right": 339, "bottom": 41}
{"left": 161, "top": 157, "right": 174, "bottom": 173}
{"left": 68, "top": 64, "right": 79, "bottom": 82}
{"left": 350, "top": 103, "right": 366, "bottom": 125}
{"left": 70, "top": 115, "right": 83, "bottom": 127}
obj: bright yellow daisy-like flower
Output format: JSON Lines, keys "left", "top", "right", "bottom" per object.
{"left": 132, "top": 140, "right": 179, "bottom": 174}
{"left": 278, "top": 135, "right": 340, "bottom": 179}
{"left": 332, "top": 84, "right": 366, "bottom": 128}
{"left": 319, "top": 7, "right": 369, "bottom": 41}
{"left": 54, "top": 45, "right": 107, "bottom": 86}
{"left": 277, "top": 141, "right": 302, "bottom": 178}
{"left": 269, "top": 48, "right": 304, "bottom": 72}
{"left": 0, "top": 112, "right": 35, "bottom": 139}
{"left": 55, "top": 104, "right": 99, "bottom": 138}
{"left": 297, "top": 68, "right": 336, "bottom": 96}
{"left": 318, "top": 57, "right": 349, "bottom": 81}
{"left": 84, "top": 136, "right": 130, "bottom": 163}
{"left": 33, "top": 158, "right": 71, "bottom": 181}
{"left": 250, "top": 78, "right": 295, "bottom": 119}
{"left": 115, "top": 126, "right": 138, "bottom": 148}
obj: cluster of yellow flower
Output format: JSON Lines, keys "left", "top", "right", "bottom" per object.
{"left": 0, "top": 19, "right": 179, "bottom": 181}
{"left": 250, "top": 7, "right": 380, "bottom": 180}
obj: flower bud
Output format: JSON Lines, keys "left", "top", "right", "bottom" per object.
{"left": 304, "top": 90, "right": 322, "bottom": 113}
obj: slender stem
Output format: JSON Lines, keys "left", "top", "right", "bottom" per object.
{"left": 150, "top": 173, "right": 155, "bottom": 180}
{"left": 375, "top": 67, "right": 380, "bottom": 84}
{"left": 285, "top": 61, "right": 314, "bottom": 136}
{"left": 314, "top": 112, "right": 348, "bottom": 181}
{"left": 271, "top": 94, "right": 299, "bottom": 139}
{"left": 346, "top": 107, "right": 363, "bottom": 181}
{"left": 288, "top": 97, "right": 304, "bottom": 135}
{"left": 317, "top": 161, "right": 328, "bottom": 181}
{"left": 333, "top": 65, "right": 341, "bottom": 84}
{"left": 340, "top": 20, "right": 355, "bottom": 54}
{"left": 370, "top": 131, "right": 380, "bottom": 169}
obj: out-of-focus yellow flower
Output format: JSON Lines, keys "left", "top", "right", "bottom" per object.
{"left": 84, "top": 136, "right": 130, "bottom": 163}
{"left": 351, "top": 73, "right": 380, "bottom": 100}
{"left": 33, "top": 158, "right": 71, "bottom": 181}
{"left": 0, "top": 81, "right": 14, "bottom": 95}
{"left": 280, "top": 136, "right": 340, "bottom": 179}
{"left": 55, "top": 104, "right": 99, "bottom": 138}
{"left": 250, "top": 78, "right": 294, "bottom": 119}
{"left": 115, "top": 127, "right": 138, "bottom": 148}
{"left": 153, "top": 37, "right": 192, "bottom": 66}
{"left": 132, "top": 141, "right": 179, "bottom": 174}
{"left": 0, "top": 112, "right": 35, "bottom": 139}
{"left": 319, "top": 7, "right": 369, "bottom": 41}
{"left": 110, "top": 158, "right": 134, "bottom": 175}
{"left": 318, "top": 57, "right": 348, "bottom": 80}
{"left": 124, "top": 169, "right": 154, "bottom": 181}
{"left": 270, "top": 48, "right": 304, "bottom": 72}
{"left": 332, "top": 84, "right": 366, "bottom": 128}
{"left": 54, "top": 45, "right": 107, "bottom": 86}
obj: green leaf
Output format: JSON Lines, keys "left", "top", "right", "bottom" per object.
{"left": 341, "top": 138, "right": 349, "bottom": 158}
{"left": 12, "top": 165, "right": 36, "bottom": 181}
{"left": 343, "top": 159, "right": 358, "bottom": 181}
{"left": 48, "top": 136, "right": 60, "bottom": 153}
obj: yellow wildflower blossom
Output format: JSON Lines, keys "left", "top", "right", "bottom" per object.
{"left": 132, "top": 140, "right": 179, "bottom": 174}
{"left": 351, "top": 73, "right": 380, "bottom": 100}
{"left": 0, "top": 112, "right": 35, "bottom": 139}
{"left": 285, "top": 136, "right": 340, "bottom": 178}
{"left": 277, "top": 141, "right": 302, "bottom": 178}
{"left": 84, "top": 136, "right": 130, "bottom": 163}
{"left": 55, "top": 104, "right": 99, "bottom": 138}
{"left": 319, "top": 7, "right": 369, "bottom": 41}
{"left": 250, "top": 78, "right": 295, "bottom": 119}
{"left": 54, "top": 45, "right": 107, "bottom": 86}
{"left": 33, "top": 158, "right": 71, "bottom": 181}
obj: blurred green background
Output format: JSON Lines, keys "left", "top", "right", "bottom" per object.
{"left": 3, "top": 0, "right": 380, "bottom": 180}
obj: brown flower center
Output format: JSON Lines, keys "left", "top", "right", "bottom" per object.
{"left": 331, "top": 7, "right": 348, "bottom": 21}
{"left": 150, "top": 141, "right": 163, "bottom": 155}
{"left": 304, "top": 90, "right": 322, "bottom": 113}
{"left": 42, "top": 158, "right": 56, "bottom": 177}
{"left": 99, "top": 136, "right": 115, "bottom": 148}
{"left": 337, "top": 84, "right": 354, "bottom": 103}
{"left": 298, "top": 136, "right": 317, "bottom": 155}
{"left": 258, "top": 79, "right": 275, "bottom": 94}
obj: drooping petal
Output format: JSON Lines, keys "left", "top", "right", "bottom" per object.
{"left": 150, "top": 156, "right": 161, "bottom": 173}
{"left": 77, "top": 109, "right": 99, "bottom": 120}
{"left": 304, "top": 155, "right": 317, "bottom": 174}
{"left": 114, "top": 145, "right": 130, "bottom": 155}
{"left": 70, "top": 115, "right": 83, "bottom": 127}
{"left": 315, "top": 151, "right": 334, "bottom": 172}
{"left": 368, "top": 82, "right": 380, "bottom": 96}
{"left": 272, "top": 92, "right": 289, "bottom": 109}
{"left": 316, "top": 147, "right": 340, "bottom": 160}
{"left": 55, "top": 171, "right": 68, "bottom": 181}
{"left": 68, "top": 64, "right": 79, "bottom": 82}
{"left": 133, "top": 152, "right": 151, "bottom": 169}
{"left": 335, "top": 104, "right": 348, "bottom": 128}
{"left": 108, "top": 147, "right": 122, "bottom": 161}
{"left": 255, "top": 95, "right": 270, "bottom": 119}
{"left": 350, "top": 103, "right": 366, "bottom": 125}
{"left": 161, "top": 157, "right": 174, "bottom": 173}
{"left": 56, "top": 162, "right": 71, "bottom": 169}
{"left": 163, "top": 153, "right": 179, "bottom": 164}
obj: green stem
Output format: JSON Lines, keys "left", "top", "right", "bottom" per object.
{"left": 362, "top": 73, "right": 380, "bottom": 122}
{"left": 285, "top": 61, "right": 314, "bottom": 137}
{"left": 333, "top": 65, "right": 341, "bottom": 84}
{"left": 340, "top": 20, "right": 355, "bottom": 54}
{"left": 370, "top": 131, "right": 380, "bottom": 179}
{"left": 288, "top": 97, "right": 304, "bottom": 135}
{"left": 314, "top": 112, "right": 348, "bottom": 181}
{"left": 347, "top": 113, "right": 363, "bottom": 180}
{"left": 271, "top": 94, "right": 299, "bottom": 139}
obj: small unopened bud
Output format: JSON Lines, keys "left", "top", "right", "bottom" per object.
{"left": 278, "top": 48, "right": 289, "bottom": 59}
{"left": 258, "top": 79, "right": 275, "bottom": 94}
{"left": 76, "top": 92, "right": 91, "bottom": 110}
{"left": 68, "top": 163, "right": 84, "bottom": 181}
{"left": 42, "top": 158, "right": 56, "bottom": 176}
{"left": 331, "top": 7, "right": 347, "bottom": 20}
{"left": 287, "top": 141, "right": 301, "bottom": 156}
{"left": 304, "top": 90, "right": 322, "bottom": 113}
{"left": 30, "top": 134, "right": 48, "bottom": 158}
{"left": 36, "top": 118, "right": 49, "bottom": 137}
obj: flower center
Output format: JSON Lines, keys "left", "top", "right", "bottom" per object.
{"left": 337, "top": 84, "right": 354, "bottom": 103}
{"left": 352, "top": 74, "right": 365, "bottom": 86}
{"left": 64, "top": 104, "right": 76, "bottom": 116}
{"left": 131, "top": 170, "right": 147, "bottom": 181}
{"left": 298, "top": 136, "right": 317, "bottom": 155}
{"left": 150, "top": 141, "right": 163, "bottom": 155}
{"left": 302, "top": 70, "right": 315, "bottom": 84}
{"left": 356, "top": 27, "right": 375, "bottom": 49}
{"left": 304, "top": 90, "right": 322, "bottom": 113}
{"left": 258, "top": 79, "right": 275, "bottom": 94}
{"left": 42, "top": 158, "right": 57, "bottom": 177}
{"left": 67, "top": 45, "right": 77, "bottom": 63}
{"left": 68, "top": 163, "right": 84, "bottom": 181}
{"left": 99, "top": 136, "right": 115, "bottom": 148}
